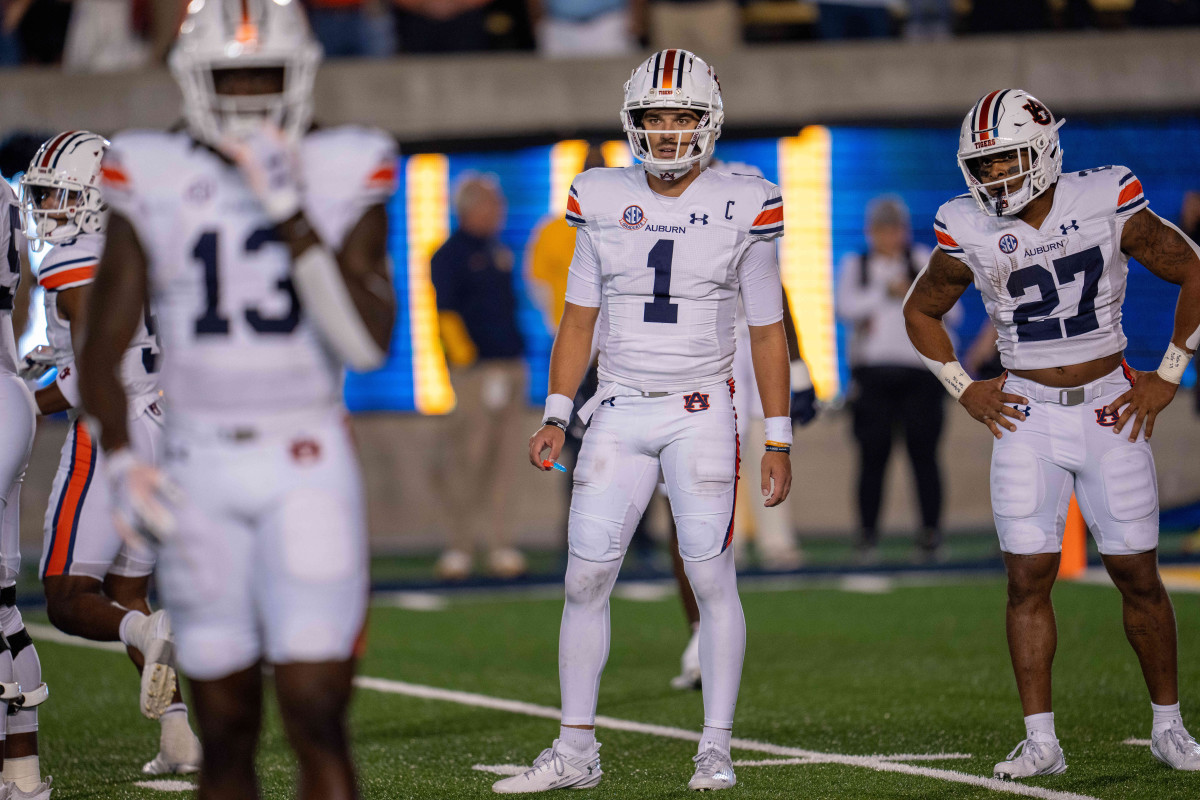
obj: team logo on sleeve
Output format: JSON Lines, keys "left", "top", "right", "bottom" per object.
{"left": 998, "top": 234, "right": 1019, "bottom": 254}
{"left": 683, "top": 392, "right": 710, "bottom": 413}
{"left": 620, "top": 205, "right": 647, "bottom": 230}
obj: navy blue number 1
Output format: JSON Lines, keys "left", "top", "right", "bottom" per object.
{"left": 193, "top": 232, "right": 229, "bottom": 335}
{"left": 643, "top": 239, "right": 678, "bottom": 324}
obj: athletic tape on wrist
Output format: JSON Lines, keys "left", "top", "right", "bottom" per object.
{"left": 291, "top": 245, "right": 385, "bottom": 371}
{"left": 1157, "top": 343, "right": 1192, "bottom": 385}
{"left": 938, "top": 361, "right": 973, "bottom": 400}
{"left": 763, "top": 416, "right": 793, "bottom": 446}
{"left": 543, "top": 393, "right": 574, "bottom": 425}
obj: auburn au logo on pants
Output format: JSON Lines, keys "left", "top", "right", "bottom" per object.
{"left": 683, "top": 392, "right": 710, "bottom": 413}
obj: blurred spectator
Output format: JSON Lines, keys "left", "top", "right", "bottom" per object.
{"left": 905, "top": 0, "right": 952, "bottom": 37}
{"left": 649, "top": 0, "right": 738, "bottom": 55}
{"left": 815, "top": 0, "right": 898, "bottom": 39}
{"left": 431, "top": 173, "right": 528, "bottom": 580}
{"left": 392, "top": 0, "right": 491, "bottom": 52}
{"left": 836, "top": 195, "right": 958, "bottom": 562}
{"left": 63, "top": 0, "right": 150, "bottom": 71}
{"left": 15, "top": 0, "right": 71, "bottom": 63}
{"left": 305, "top": 0, "right": 395, "bottom": 57}
{"left": 530, "top": 0, "right": 641, "bottom": 57}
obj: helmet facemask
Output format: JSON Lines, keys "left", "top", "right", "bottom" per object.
{"left": 622, "top": 106, "right": 720, "bottom": 181}
{"left": 19, "top": 140, "right": 107, "bottom": 252}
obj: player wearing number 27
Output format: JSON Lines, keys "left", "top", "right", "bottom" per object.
{"left": 78, "top": 0, "right": 396, "bottom": 798}
{"left": 904, "top": 90, "right": 1200, "bottom": 780}
{"left": 499, "top": 49, "right": 792, "bottom": 794}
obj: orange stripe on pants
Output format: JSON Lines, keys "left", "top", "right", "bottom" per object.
{"left": 44, "top": 421, "right": 95, "bottom": 577}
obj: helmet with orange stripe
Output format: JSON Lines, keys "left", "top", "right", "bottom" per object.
{"left": 19, "top": 131, "right": 108, "bottom": 251}
{"left": 621, "top": 49, "right": 724, "bottom": 181}
{"left": 957, "top": 89, "right": 1065, "bottom": 217}
{"left": 169, "top": 0, "right": 321, "bottom": 147}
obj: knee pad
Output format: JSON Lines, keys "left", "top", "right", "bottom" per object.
{"left": 6, "top": 629, "right": 44, "bottom": 734}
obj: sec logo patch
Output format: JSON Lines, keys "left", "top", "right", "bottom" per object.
{"left": 620, "top": 205, "right": 646, "bottom": 230}
{"left": 998, "top": 234, "right": 1019, "bottom": 254}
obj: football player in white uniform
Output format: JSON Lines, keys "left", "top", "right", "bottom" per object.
{"left": 0, "top": 166, "right": 52, "bottom": 800}
{"left": 904, "top": 90, "right": 1200, "bottom": 779}
{"left": 496, "top": 50, "right": 792, "bottom": 794}
{"left": 18, "top": 131, "right": 202, "bottom": 779}
{"left": 77, "top": 2, "right": 395, "bottom": 798}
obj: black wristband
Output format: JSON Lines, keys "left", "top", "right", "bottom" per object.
{"left": 543, "top": 417, "right": 568, "bottom": 433}
{"left": 764, "top": 444, "right": 791, "bottom": 454}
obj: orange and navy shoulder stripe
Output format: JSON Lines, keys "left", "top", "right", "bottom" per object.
{"left": 1116, "top": 171, "right": 1147, "bottom": 216}
{"left": 366, "top": 158, "right": 397, "bottom": 192}
{"left": 933, "top": 217, "right": 964, "bottom": 256}
{"left": 565, "top": 185, "right": 585, "bottom": 226}
{"left": 100, "top": 163, "right": 130, "bottom": 190}
{"left": 750, "top": 194, "right": 783, "bottom": 236}
{"left": 42, "top": 419, "right": 97, "bottom": 579}
{"left": 38, "top": 255, "right": 97, "bottom": 290}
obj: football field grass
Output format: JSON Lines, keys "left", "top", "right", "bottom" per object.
{"left": 28, "top": 572, "right": 1200, "bottom": 799}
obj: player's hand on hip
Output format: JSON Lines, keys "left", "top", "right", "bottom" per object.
{"left": 1105, "top": 368, "right": 1176, "bottom": 442}
{"left": 106, "top": 448, "right": 183, "bottom": 548}
{"left": 529, "top": 425, "right": 566, "bottom": 470}
{"left": 219, "top": 123, "right": 303, "bottom": 224}
{"left": 958, "top": 374, "right": 1028, "bottom": 439}
{"left": 761, "top": 451, "right": 791, "bottom": 507}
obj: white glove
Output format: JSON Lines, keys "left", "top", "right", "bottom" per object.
{"left": 220, "top": 123, "right": 303, "bottom": 224}
{"left": 18, "top": 345, "right": 55, "bottom": 381}
{"left": 106, "top": 448, "right": 183, "bottom": 547}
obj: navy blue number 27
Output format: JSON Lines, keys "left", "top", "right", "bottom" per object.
{"left": 1006, "top": 245, "right": 1103, "bottom": 342}
{"left": 192, "top": 228, "right": 300, "bottom": 336}
{"left": 643, "top": 239, "right": 678, "bottom": 324}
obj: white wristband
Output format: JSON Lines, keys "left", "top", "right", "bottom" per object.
{"left": 789, "top": 359, "right": 813, "bottom": 392}
{"left": 1157, "top": 343, "right": 1192, "bottom": 385}
{"left": 105, "top": 446, "right": 135, "bottom": 483}
{"left": 543, "top": 393, "right": 574, "bottom": 424}
{"left": 763, "top": 416, "right": 793, "bottom": 447}
{"left": 938, "top": 361, "right": 974, "bottom": 400}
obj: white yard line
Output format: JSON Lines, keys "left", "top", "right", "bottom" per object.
{"left": 31, "top": 624, "right": 1102, "bottom": 800}
{"left": 132, "top": 780, "right": 195, "bottom": 792}
{"left": 1123, "top": 738, "right": 1152, "bottom": 746}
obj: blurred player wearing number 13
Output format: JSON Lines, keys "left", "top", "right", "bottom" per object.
{"left": 78, "top": 1, "right": 396, "bottom": 798}
{"left": 500, "top": 50, "right": 792, "bottom": 793}
{"left": 905, "top": 90, "right": 1200, "bottom": 780}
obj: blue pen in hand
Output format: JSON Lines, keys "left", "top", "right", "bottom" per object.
{"left": 541, "top": 459, "right": 567, "bottom": 473}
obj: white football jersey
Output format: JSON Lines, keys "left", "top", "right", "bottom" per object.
{"left": 935, "top": 166, "right": 1148, "bottom": 370}
{"left": 0, "top": 180, "right": 24, "bottom": 376}
{"left": 102, "top": 126, "right": 397, "bottom": 419}
{"left": 37, "top": 232, "right": 161, "bottom": 404}
{"left": 565, "top": 166, "right": 785, "bottom": 392}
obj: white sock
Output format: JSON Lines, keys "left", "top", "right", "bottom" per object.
{"left": 2, "top": 755, "right": 41, "bottom": 791}
{"left": 118, "top": 610, "right": 146, "bottom": 648}
{"left": 1024, "top": 712, "right": 1056, "bottom": 742}
{"left": 1152, "top": 702, "right": 1182, "bottom": 736}
{"left": 700, "top": 726, "right": 732, "bottom": 754}
{"left": 558, "top": 726, "right": 596, "bottom": 755}
{"left": 682, "top": 549, "right": 745, "bottom": 731}
{"left": 558, "top": 555, "right": 621, "bottom": 727}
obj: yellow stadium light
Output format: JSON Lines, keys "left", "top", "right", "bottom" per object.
{"left": 407, "top": 154, "right": 456, "bottom": 415}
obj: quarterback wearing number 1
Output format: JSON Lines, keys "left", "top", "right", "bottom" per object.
{"left": 904, "top": 90, "right": 1200, "bottom": 780}
{"left": 497, "top": 49, "right": 792, "bottom": 794}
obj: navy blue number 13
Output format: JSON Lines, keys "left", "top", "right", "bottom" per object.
{"left": 643, "top": 239, "right": 678, "bottom": 324}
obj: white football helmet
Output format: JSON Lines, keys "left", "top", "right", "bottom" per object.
{"left": 19, "top": 131, "right": 109, "bottom": 251}
{"left": 169, "top": 0, "right": 322, "bottom": 146}
{"left": 957, "top": 89, "right": 1065, "bottom": 216}
{"left": 621, "top": 49, "right": 724, "bottom": 180}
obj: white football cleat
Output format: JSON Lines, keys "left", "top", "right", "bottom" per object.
{"left": 491, "top": 740, "right": 602, "bottom": 794}
{"left": 6, "top": 777, "right": 51, "bottom": 800}
{"left": 131, "top": 610, "right": 178, "bottom": 720}
{"left": 688, "top": 743, "right": 736, "bottom": 791}
{"left": 1151, "top": 722, "right": 1200, "bottom": 770}
{"left": 993, "top": 738, "right": 1067, "bottom": 780}
{"left": 670, "top": 629, "right": 701, "bottom": 691}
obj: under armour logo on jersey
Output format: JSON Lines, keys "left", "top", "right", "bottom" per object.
{"left": 601, "top": 396, "right": 616, "bottom": 407}
{"left": 690, "top": 213, "right": 708, "bottom": 225}
{"left": 1013, "top": 404, "right": 1031, "bottom": 417}
{"left": 1095, "top": 407, "right": 1119, "bottom": 427}
{"left": 1060, "top": 220, "right": 1079, "bottom": 235}
{"left": 683, "top": 392, "right": 710, "bottom": 413}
